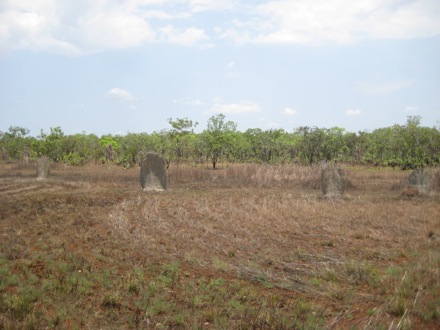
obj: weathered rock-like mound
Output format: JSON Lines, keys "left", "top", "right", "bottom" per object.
{"left": 321, "top": 165, "right": 345, "bottom": 197}
{"left": 408, "top": 168, "right": 433, "bottom": 193}
{"left": 23, "top": 147, "right": 30, "bottom": 164}
{"left": 140, "top": 152, "right": 167, "bottom": 191}
{"left": 433, "top": 169, "right": 440, "bottom": 192}
{"left": 36, "top": 156, "right": 50, "bottom": 180}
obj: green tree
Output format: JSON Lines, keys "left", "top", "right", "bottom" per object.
{"left": 0, "top": 126, "right": 31, "bottom": 161}
{"left": 294, "top": 126, "right": 326, "bottom": 165}
{"left": 38, "top": 127, "right": 65, "bottom": 161}
{"left": 100, "top": 135, "right": 119, "bottom": 150}
{"left": 6, "top": 126, "right": 30, "bottom": 138}
{"left": 400, "top": 116, "right": 439, "bottom": 168}
{"left": 226, "top": 131, "right": 252, "bottom": 163}
{"left": 321, "top": 127, "right": 349, "bottom": 162}
{"left": 167, "top": 117, "right": 198, "bottom": 166}
{"left": 61, "top": 132, "right": 101, "bottom": 165}
{"left": 202, "top": 113, "right": 237, "bottom": 169}
{"left": 342, "top": 132, "right": 360, "bottom": 163}
{"left": 243, "top": 128, "right": 295, "bottom": 163}
{"left": 356, "top": 116, "right": 440, "bottom": 168}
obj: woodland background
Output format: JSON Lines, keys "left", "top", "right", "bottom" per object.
{"left": 1, "top": 115, "right": 439, "bottom": 170}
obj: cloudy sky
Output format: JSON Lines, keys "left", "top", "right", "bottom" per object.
{"left": 1, "top": 0, "right": 439, "bottom": 136}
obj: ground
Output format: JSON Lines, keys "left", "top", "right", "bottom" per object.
{"left": 0, "top": 163, "right": 439, "bottom": 329}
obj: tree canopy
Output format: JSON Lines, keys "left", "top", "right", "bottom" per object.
{"left": 1, "top": 116, "right": 439, "bottom": 169}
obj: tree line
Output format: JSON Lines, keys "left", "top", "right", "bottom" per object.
{"left": 1, "top": 115, "right": 439, "bottom": 170}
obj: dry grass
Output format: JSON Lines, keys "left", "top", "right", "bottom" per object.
{"left": 1, "top": 163, "right": 439, "bottom": 329}
{"left": 433, "top": 168, "right": 440, "bottom": 191}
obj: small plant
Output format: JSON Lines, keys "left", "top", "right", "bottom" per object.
{"left": 127, "top": 281, "right": 140, "bottom": 294}
{"left": 101, "top": 292, "right": 122, "bottom": 309}
{"left": 148, "top": 298, "right": 169, "bottom": 316}
{"left": 161, "top": 262, "right": 179, "bottom": 281}
{"left": 326, "top": 268, "right": 337, "bottom": 282}
{"left": 310, "top": 277, "right": 322, "bottom": 286}
{"left": 320, "top": 241, "right": 334, "bottom": 247}
{"left": 212, "top": 257, "right": 230, "bottom": 272}
{"left": 344, "top": 261, "right": 378, "bottom": 286}
{"left": 228, "top": 298, "right": 245, "bottom": 313}
{"left": 388, "top": 298, "right": 406, "bottom": 317}
{"left": 6, "top": 295, "right": 33, "bottom": 320}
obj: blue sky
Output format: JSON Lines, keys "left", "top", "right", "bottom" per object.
{"left": 1, "top": 0, "right": 439, "bottom": 136}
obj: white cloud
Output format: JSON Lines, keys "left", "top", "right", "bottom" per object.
{"left": 106, "top": 88, "right": 135, "bottom": 102}
{"left": 0, "top": 0, "right": 158, "bottom": 55}
{"left": 208, "top": 100, "right": 262, "bottom": 114}
{"left": 78, "top": 11, "right": 155, "bottom": 51}
{"left": 231, "top": 0, "right": 440, "bottom": 45}
{"left": 363, "top": 0, "right": 440, "bottom": 40}
{"left": 143, "top": 9, "right": 191, "bottom": 20}
{"left": 357, "top": 80, "right": 413, "bottom": 95}
{"left": 0, "top": 0, "right": 209, "bottom": 54}
{"left": 1, "top": 0, "right": 439, "bottom": 54}
{"left": 282, "top": 107, "right": 298, "bottom": 116}
{"left": 160, "top": 25, "right": 210, "bottom": 46}
{"left": 227, "top": 61, "right": 236, "bottom": 69}
{"left": 186, "top": 0, "right": 235, "bottom": 13}
{"left": 345, "top": 108, "right": 362, "bottom": 116}
{"left": 0, "top": 2, "right": 61, "bottom": 54}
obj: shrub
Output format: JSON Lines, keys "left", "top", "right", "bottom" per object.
{"left": 62, "top": 152, "right": 85, "bottom": 166}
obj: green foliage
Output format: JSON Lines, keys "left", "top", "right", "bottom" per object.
{"left": 62, "top": 133, "right": 101, "bottom": 165}
{"left": 168, "top": 117, "right": 198, "bottom": 133}
{"left": 115, "top": 155, "right": 135, "bottom": 169}
{"left": 294, "top": 126, "right": 350, "bottom": 165}
{"left": 241, "top": 128, "right": 297, "bottom": 163}
{"left": 99, "top": 135, "right": 119, "bottom": 150}
{"left": 62, "top": 152, "right": 85, "bottom": 166}
{"left": 358, "top": 116, "right": 440, "bottom": 168}
{"left": 6, "top": 126, "right": 30, "bottom": 138}
{"left": 2, "top": 115, "right": 439, "bottom": 168}
{"left": 167, "top": 117, "right": 198, "bottom": 165}
{"left": 38, "top": 127, "right": 65, "bottom": 161}
{"left": 203, "top": 113, "right": 237, "bottom": 168}
{"left": 0, "top": 126, "right": 32, "bottom": 161}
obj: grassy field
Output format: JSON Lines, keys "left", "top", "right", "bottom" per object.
{"left": 0, "top": 163, "right": 439, "bottom": 329}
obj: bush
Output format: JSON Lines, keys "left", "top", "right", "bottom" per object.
{"left": 62, "top": 153, "right": 85, "bottom": 166}
{"left": 115, "top": 155, "right": 135, "bottom": 169}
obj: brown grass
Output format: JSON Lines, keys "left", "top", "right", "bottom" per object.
{"left": 1, "top": 163, "right": 439, "bottom": 329}
{"left": 433, "top": 168, "right": 440, "bottom": 191}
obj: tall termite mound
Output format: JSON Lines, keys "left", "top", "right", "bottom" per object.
{"left": 140, "top": 152, "right": 167, "bottom": 191}
{"left": 36, "top": 156, "right": 50, "bottom": 180}
{"left": 408, "top": 168, "right": 433, "bottom": 193}
{"left": 321, "top": 165, "right": 345, "bottom": 197}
